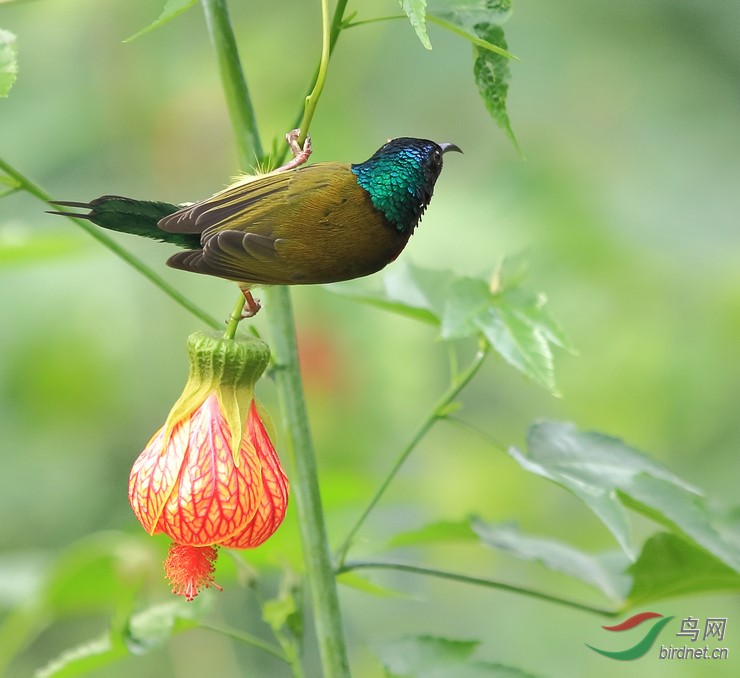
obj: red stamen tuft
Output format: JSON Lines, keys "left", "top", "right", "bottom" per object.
{"left": 163, "top": 543, "right": 223, "bottom": 601}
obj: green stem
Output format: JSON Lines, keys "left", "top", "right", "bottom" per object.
{"left": 0, "top": 157, "right": 222, "bottom": 330}
{"left": 201, "top": 2, "right": 350, "bottom": 675}
{"left": 201, "top": 0, "right": 264, "bottom": 167}
{"left": 276, "top": 0, "right": 348, "bottom": 166}
{"left": 337, "top": 561, "right": 620, "bottom": 618}
{"left": 223, "top": 293, "right": 246, "bottom": 340}
{"left": 199, "top": 622, "right": 290, "bottom": 662}
{"left": 264, "top": 286, "right": 351, "bottom": 678}
{"left": 297, "top": 0, "right": 331, "bottom": 146}
{"left": 335, "top": 345, "right": 489, "bottom": 567}
{"left": 343, "top": 13, "right": 517, "bottom": 61}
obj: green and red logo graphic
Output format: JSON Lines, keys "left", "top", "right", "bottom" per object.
{"left": 587, "top": 612, "right": 674, "bottom": 660}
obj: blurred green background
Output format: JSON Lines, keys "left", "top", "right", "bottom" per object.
{"left": 1, "top": 0, "right": 739, "bottom": 676}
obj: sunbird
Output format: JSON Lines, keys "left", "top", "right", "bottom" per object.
{"left": 50, "top": 133, "right": 461, "bottom": 315}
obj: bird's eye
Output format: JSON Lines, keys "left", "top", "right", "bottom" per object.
{"left": 432, "top": 150, "right": 441, "bottom": 164}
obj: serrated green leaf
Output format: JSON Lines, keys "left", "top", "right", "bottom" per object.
{"left": 510, "top": 422, "right": 740, "bottom": 570}
{"left": 326, "top": 260, "right": 455, "bottom": 324}
{"left": 376, "top": 635, "right": 538, "bottom": 677}
{"left": 0, "top": 29, "right": 18, "bottom": 97}
{"left": 400, "top": 0, "right": 432, "bottom": 50}
{"left": 36, "top": 602, "right": 200, "bottom": 677}
{"left": 325, "top": 280, "right": 439, "bottom": 325}
{"left": 498, "top": 288, "right": 576, "bottom": 354}
{"left": 473, "top": 23, "right": 520, "bottom": 152}
{"left": 472, "top": 519, "right": 630, "bottom": 602}
{"left": 388, "top": 519, "right": 477, "bottom": 548}
{"left": 492, "top": 251, "right": 529, "bottom": 291}
{"left": 427, "top": 1, "right": 515, "bottom": 60}
{"left": 382, "top": 260, "right": 454, "bottom": 319}
{"left": 124, "top": 602, "right": 201, "bottom": 654}
{"left": 627, "top": 533, "right": 740, "bottom": 606}
{"left": 377, "top": 636, "right": 478, "bottom": 675}
{"left": 428, "top": 0, "right": 512, "bottom": 34}
{"left": 619, "top": 473, "right": 740, "bottom": 571}
{"left": 124, "top": 0, "right": 199, "bottom": 43}
{"left": 440, "top": 276, "right": 492, "bottom": 340}
{"left": 35, "top": 634, "right": 124, "bottom": 678}
{"left": 327, "top": 261, "right": 569, "bottom": 394}
{"left": 477, "top": 304, "right": 558, "bottom": 395}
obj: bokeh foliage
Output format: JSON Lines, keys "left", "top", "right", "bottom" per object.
{"left": 1, "top": 0, "right": 740, "bottom": 676}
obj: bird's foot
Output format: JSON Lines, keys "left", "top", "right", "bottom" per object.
{"left": 276, "top": 129, "right": 312, "bottom": 172}
{"left": 240, "top": 290, "right": 262, "bottom": 318}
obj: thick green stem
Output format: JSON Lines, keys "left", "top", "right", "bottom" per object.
{"left": 265, "top": 286, "right": 351, "bottom": 677}
{"left": 201, "top": 2, "right": 350, "bottom": 675}
{"left": 0, "top": 157, "right": 222, "bottom": 330}
{"left": 337, "top": 561, "right": 620, "bottom": 618}
{"left": 201, "top": 0, "right": 264, "bottom": 166}
{"left": 335, "top": 345, "right": 489, "bottom": 567}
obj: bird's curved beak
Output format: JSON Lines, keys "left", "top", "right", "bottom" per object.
{"left": 439, "top": 142, "right": 463, "bottom": 155}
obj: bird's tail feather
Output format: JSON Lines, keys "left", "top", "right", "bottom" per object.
{"left": 48, "top": 195, "right": 202, "bottom": 250}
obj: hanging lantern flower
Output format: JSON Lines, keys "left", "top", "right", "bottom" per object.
{"left": 129, "top": 331, "right": 289, "bottom": 600}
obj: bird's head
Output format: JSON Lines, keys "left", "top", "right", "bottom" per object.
{"left": 352, "top": 137, "right": 462, "bottom": 234}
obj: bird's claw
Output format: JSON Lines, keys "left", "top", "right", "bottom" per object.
{"left": 240, "top": 290, "right": 262, "bottom": 318}
{"left": 276, "top": 129, "right": 312, "bottom": 172}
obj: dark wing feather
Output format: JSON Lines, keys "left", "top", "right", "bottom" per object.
{"left": 158, "top": 170, "right": 295, "bottom": 235}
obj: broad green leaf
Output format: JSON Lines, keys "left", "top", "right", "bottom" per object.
{"left": 327, "top": 261, "right": 570, "bottom": 395}
{"left": 428, "top": 0, "right": 512, "bottom": 34}
{"left": 325, "top": 261, "right": 454, "bottom": 324}
{"left": 472, "top": 519, "right": 629, "bottom": 602}
{"left": 510, "top": 422, "right": 740, "bottom": 570}
{"left": 123, "top": 601, "right": 202, "bottom": 654}
{"left": 36, "top": 602, "right": 201, "bottom": 677}
{"left": 0, "top": 28, "right": 18, "bottom": 97}
{"left": 427, "top": 1, "right": 515, "bottom": 60}
{"left": 376, "top": 635, "right": 538, "bottom": 677}
{"left": 476, "top": 303, "right": 557, "bottom": 395}
{"left": 411, "top": 263, "right": 573, "bottom": 394}
{"left": 473, "top": 23, "right": 520, "bottom": 152}
{"left": 627, "top": 533, "right": 740, "bottom": 606}
{"left": 44, "top": 532, "right": 154, "bottom": 613}
{"left": 124, "top": 0, "right": 199, "bottom": 43}
{"left": 400, "top": 0, "right": 432, "bottom": 50}
{"left": 440, "top": 276, "right": 492, "bottom": 340}
{"left": 35, "top": 634, "right": 126, "bottom": 678}
{"left": 388, "top": 519, "right": 477, "bottom": 548}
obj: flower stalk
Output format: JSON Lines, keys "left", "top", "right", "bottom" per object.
{"left": 200, "top": 1, "right": 351, "bottom": 675}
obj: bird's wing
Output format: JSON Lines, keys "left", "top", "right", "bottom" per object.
{"left": 165, "top": 162, "right": 377, "bottom": 285}
{"left": 158, "top": 164, "right": 335, "bottom": 236}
